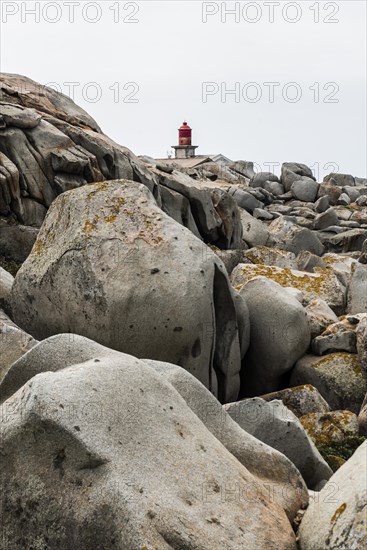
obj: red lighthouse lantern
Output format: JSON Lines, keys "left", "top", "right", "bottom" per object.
{"left": 172, "top": 120, "right": 198, "bottom": 159}
{"left": 178, "top": 121, "right": 192, "bottom": 146}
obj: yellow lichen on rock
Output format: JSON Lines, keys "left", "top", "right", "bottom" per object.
{"left": 231, "top": 263, "right": 344, "bottom": 313}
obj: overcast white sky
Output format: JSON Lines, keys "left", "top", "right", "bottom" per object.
{"left": 1, "top": 1, "right": 366, "bottom": 178}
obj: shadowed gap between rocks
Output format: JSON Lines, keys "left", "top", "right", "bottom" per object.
{"left": 213, "top": 264, "right": 240, "bottom": 404}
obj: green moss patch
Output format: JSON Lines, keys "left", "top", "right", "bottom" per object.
{"left": 317, "top": 436, "right": 366, "bottom": 472}
{"left": 0, "top": 256, "right": 21, "bottom": 276}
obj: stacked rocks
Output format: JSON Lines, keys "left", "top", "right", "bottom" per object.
{"left": 1, "top": 74, "right": 366, "bottom": 549}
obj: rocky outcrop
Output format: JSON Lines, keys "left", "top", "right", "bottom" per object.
{"left": 356, "top": 316, "right": 367, "bottom": 372}
{"left": 235, "top": 277, "right": 310, "bottom": 396}
{"left": 0, "top": 309, "right": 37, "bottom": 383}
{"left": 298, "top": 441, "right": 367, "bottom": 550}
{"left": 0, "top": 355, "right": 299, "bottom": 550}
{"left": 311, "top": 316, "right": 361, "bottom": 355}
{"left": 291, "top": 353, "right": 367, "bottom": 414}
{"left": 0, "top": 74, "right": 242, "bottom": 252}
{"left": 224, "top": 397, "right": 333, "bottom": 489}
{"left": 144, "top": 358, "right": 308, "bottom": 520}
{"left": 231, "top": 263, "right": 346, "bottom": 315}
{"left": 347, "top": 262, "right": 367, "bottom": 314}
{"left": 0, "top": 331, "right": 307, "bottom": 524}
{"left": 268, "top": 217, "right": 324, "bottom": 256}
{"left": 10, "top": 180, "right": 242, "bottom": 402}
{"left": 0, "top": 265, "right": 13, "bottom": 314}
{"left": 260, "top": 385, "right": 330, "bottom": 418}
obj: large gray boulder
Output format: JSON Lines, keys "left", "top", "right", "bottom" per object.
{"left": 313, "top": 207, "right": 339, "bottom": 230}
{"left": 144, "top": 359, "right": 308, "bottom": 520}
{"left": 244, "top": 246, "right": 298, "bottom": 269}
{"left": 281, "top": 163, "right": 315, "bottom": 192}
{"left": 359, "top": 238, "right": 367, "bottom": 264}
{"left": 291, "top": 353, "right": 367, "bottom": 414}
{"left": 305, "top": 298, "right": 339, "bottom": 339}
{"left": 0, "top": 309, "right": 37, "bottom": 383}
{"left": 324, "top": 172, "right": 356, "bottom": 187}
{"left": 0, "top": 74, "right": 241, "bottom": 250}
{"left": 356, "top": 316, "right": 367, "bottom": 372}
{"left": 260, "top": 385, "right": 330, "bottom": 418}
{"left": 236, "top": 277, "right": 311, "bottom": 396}
{"left": 358, "top": 393, "right": 367, "bottom": 435}
{"left": 0, "top": 331, "right": 308, "bottom": 523}
{"left": 229, "top": 160, "right": 255, "bottom": 179}
{"left": 0, "top": 266, "right": 13, "bottom": 314}
{"left": 0, "top": 333, "right": 122, "bottom": 404}
{"left": 0, "top": 356, "right": 298, "bottom": 550}
{"left": 347, "top": 262, "right": 367, "bottom": 314}
{"left": 320, "top": 228, "right": 367, "bottom": 254}
{"left": 11, "top": 180, "right": 242, "bottom": 402}
{"left": 250, "top": 171, "right": 279, "bottom": 188}
{"left": 291, "top": 178, "right": 318, "bottom": 202}
{"left": 268, "top": 216, "right": 324, "bottom": 256}
{"left": 231, "top": 263, "right": 346, "bottom": 315}
{"left": 228, "top": 187, "right": 263, "bottom": 213}
{"left": 317, "top": 180, "right": 342, "bottom": 205}
{"left": 239, "top": 208, "right": 275, "bottom": 247}
{"left": 311, "top": 318, "right": 358, "bottom": 355}
{"left": 224, "top": 398, "right": 333, "bottom": 489}
{"left": 298, "top": 441, "right": 367, "bottom": 550}
{"left": 157, "top": 170, "right": 243, "bottom": 248}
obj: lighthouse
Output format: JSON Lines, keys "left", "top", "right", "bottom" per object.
{"left": 172, "top": 121, "right": 198, "bottom": 159}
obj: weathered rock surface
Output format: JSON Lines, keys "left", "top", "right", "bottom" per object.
{"left": 0, "top": 309, "right": 37, "bottom": 383}
{"left": 296, "top": 250, "right": 327, "bottom": 272}
{"left": 305, "top": 298, "right": 339, "bottom": 339}
{"left": 11, "top": 180, "right": 242, "bottom": 402}
{"left": 0, "top": 333, "right": 122, "bottom": 405}
{"left": 291, "top": 353, "right": 367, "bottom": 414}
{"left": 228, "top": 186, "right": 263, "bottom": 213}
{"left": 324, "top": 172, "right": 356, "bottom": 187}
{"left": 281, "top": 163, "right": 315, "bottom": 192}
{"left": 298, "top": 441, "right": 367, "bottom": 550}
{"left": 0, "top": 74, "right": 241, "bottom": 252}
{"left": 321, "top": 252, "right": 358, "bottom": 287}
{"left": 312, "top": 318, "right": 358, "bottom": 355}
{"left": 359, "top": 238, "right": 367, "bottom": 263}
{"left": 235, "top": 277, "right": 310, "bottom": 396}
{"left": 0, "top": 266, "right": 13, "bottom": 314}
{"left": 268, "top": 216, "right": 324, "bottom": 256}
{"left": 314, "top": 208, "right": 340, "bottom": 230}
{"left": 250, "top": 171, "right": 279, "bottom": 188}
{"left": 239, "top": 208, "right": 274, "bottom": 247}
{"left": 209, "top": 245, "right": 245, "bottom": 275}
{"left": 320, "top": 228, "right": 367, "bottom": 254}
{"left": 224, "top": 398, "right": 333, "bottom": 489}
{"left": 260, "top": 384, "right": 330, "bottom": 418}
{"left": 0, "top": 357, "right": 298, "bottom": 550}
{"left": 0, "top": 330, "right": 307, "bottom": 523}
{"left": 291, "top": 178, "right": 318, "bottom": 202}
{"left": 300, "top": 410, "right": 360, "bottom": 446}
{"left": 356, "top": 316, "right": 367, "bottom": 372}
{"left": 231, "top": 263, "right": 345, "bottom": 315}
{"left": 347, "top": 262, "right": 367, "bottom": 314}
{"left": 145, "top": 359, "right": 308, "bottom": 520}
{"left": 317, "top": 180, "right": 342, "bottom": 205}
{"left": 243, "top": 246, "right": 297, "bottom": 269}
{"left": 358, "top": 393, "right": 367, "bottom": 435}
